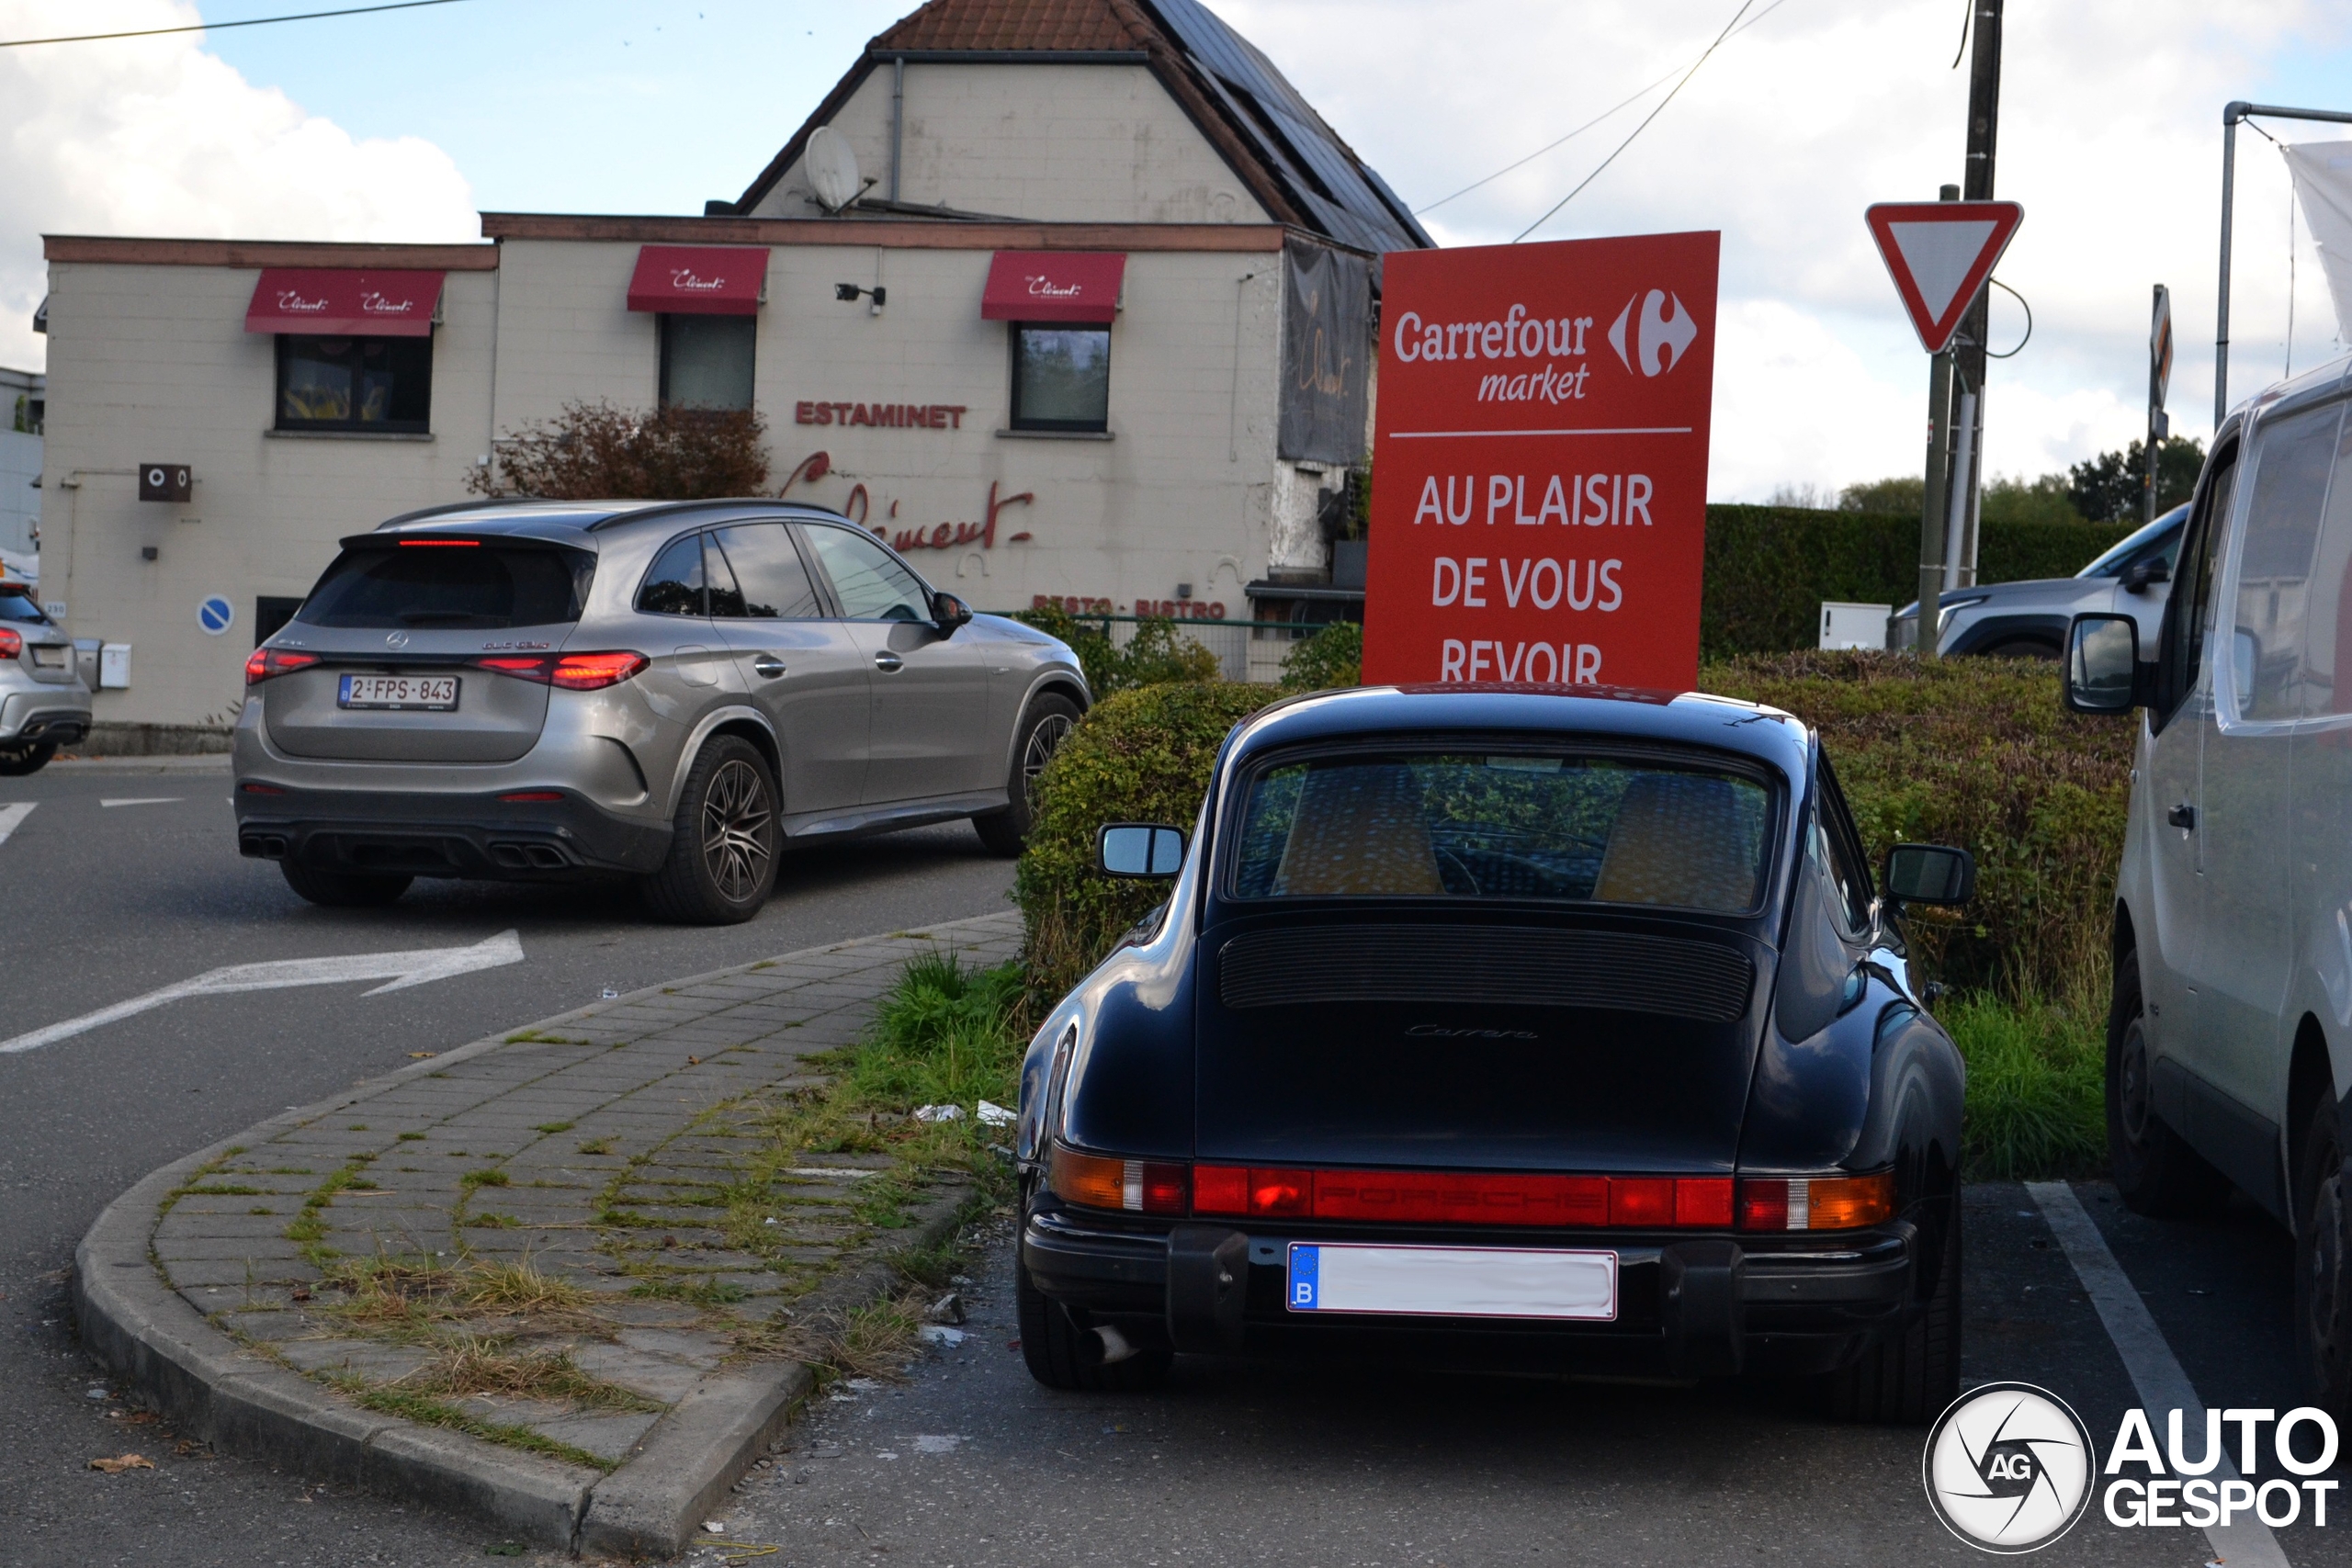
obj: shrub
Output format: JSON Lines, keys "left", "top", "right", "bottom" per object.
{"left": 1016, "top": 682, "right": 1277, "bottom": 998}
{"left": 1280, "top": 620, "right": 1362, "bottom": 692}
{"left": 1702, "top": 649, "right": 2132, "bottom": 997}
{"left": 1700, "top": 504, "right": 2133, "bottom": 657}
{"left": 471, "top": 400, "right": 770, "bottom": 500}
{"left": 1012, "top": 606, "right": 1221, "bottom": 695}
{"left": 1941, "top": 989, "right": 2106, "bottom": 1179}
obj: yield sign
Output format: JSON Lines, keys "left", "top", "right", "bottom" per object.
{"left": 1864, "top": 200, "right": 2024, "bottom": 354}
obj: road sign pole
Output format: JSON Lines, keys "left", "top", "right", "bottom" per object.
{"left": 1918, "top": 349, "right": 1954, "bottom": 661}
{"left": 1954, "top": 0, "right": 2002, "bottom": 589}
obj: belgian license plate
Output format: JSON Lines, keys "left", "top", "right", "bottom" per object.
{"left": 338, "top": 673, "right": 459, "bottom": 711}
{"left": 1285, "top": 1242, "right": 1617, "bottom": 1321}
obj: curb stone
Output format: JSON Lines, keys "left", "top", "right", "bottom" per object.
{"left": 74, "top": 914, "right": 1016, "bottom": 1558}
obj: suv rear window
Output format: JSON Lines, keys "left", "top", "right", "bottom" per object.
{"left": 299, "top": 543, "right": 593, "bottom": 629}
{"left": 1229, "top": 751, "right": 1773, "bottom": 912}
{"left": 0, "top": 586, "right": 46, "bottom": 624}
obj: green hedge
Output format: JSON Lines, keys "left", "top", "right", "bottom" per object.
{"left": 1015, "top": 682, "right": 1279, "bottom": 998}
{"left": 1017, "top": 652, "right": 2132, "bottom": 1003}
{"left": 1699, "top": 505, "right": 2135, "bottom": 658}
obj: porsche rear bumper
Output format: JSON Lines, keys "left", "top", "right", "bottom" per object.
{"left": 1022, "top": 1207, "right": 1918, "bottom": 1379}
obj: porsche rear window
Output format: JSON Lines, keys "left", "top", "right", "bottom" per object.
{"left": 1229, "top": 753, "right": 1772, "bottom": 912}
{"left": 299, "top": 544, "right": 592, "bottom": 629}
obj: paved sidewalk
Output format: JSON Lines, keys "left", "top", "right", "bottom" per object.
{"left": 77, "top": 910, "right": 1023, "bottom": 1557}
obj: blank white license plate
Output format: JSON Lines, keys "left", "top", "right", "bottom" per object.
{"left": 30, "top": 645, "right": 63, "bottom": 667}
{"left": 338, "top": 673, "right": 459, "bottom": 711}
{"left": 1286, "top": 1242, "right": 1617, "bottom": 1321}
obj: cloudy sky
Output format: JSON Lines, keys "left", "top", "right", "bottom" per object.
{"left": 4, "top": 0, "right": 2350, "bottom": 500}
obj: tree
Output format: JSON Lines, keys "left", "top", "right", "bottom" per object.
{"left": 1838, "top": 476, "right": 1924, "bottom": 515}
{"left": 469, "top": 400, "right": 771, "bottom": 500}
{"left": 1978, "top": 472, "right": 2082, "bottom": 527}
{"left": 2066, "top": 435, "right": 2205, "bottom": 524}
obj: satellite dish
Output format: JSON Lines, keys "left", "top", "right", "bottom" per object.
{"left": 806, "top": 127, "right": 862, "bottom": 212}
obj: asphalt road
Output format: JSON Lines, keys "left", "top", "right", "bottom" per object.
{"left": 0, "top": 756, "right": 1020, "bottom": 1568}
{"left": 8, "top": 758, "right": 2352, "bottom": 1565}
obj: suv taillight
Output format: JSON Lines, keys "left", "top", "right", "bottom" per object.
{"left": 243, "top": 647, "right": 320, "bottom": 685}
{"left": 0, "top": 628, "right": 20, "bottom": 659}
{"left": 469, "top": 651, "right": 648, "bottom": 691}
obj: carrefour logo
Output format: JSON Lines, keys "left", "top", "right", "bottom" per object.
{"left": 1605, "top": 288, "right": 1697, "bottom": 378}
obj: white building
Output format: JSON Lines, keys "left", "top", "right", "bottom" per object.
{"left": 35, "top": 0, "right": 1422, "bottom": 740}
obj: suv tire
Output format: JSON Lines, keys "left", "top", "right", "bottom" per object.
{"left": 2296, "top": 1091, "right": 2352, "bottom": 1419}
{"left": 639, "top": 735, "right": 778, "bottom": 925}
{"left": 973, "top": 694, "right": 1080, "bottom": 858}
{"left": 0, "top": 739, "right": 56, "bottom": 776}
{"left": 1814, "top": 1192, "right": 1960, "bottom": 1424}
{"left": 280, "top": 861, "right": 413, "bottom": 908}
{"left": 2107, "top": 951, "right": 2230, "bottom": 1214}
{"left": 1015, "top": 1249, "right": 1172, "bottom": 1393}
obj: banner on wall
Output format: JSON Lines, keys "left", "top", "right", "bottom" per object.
{"left": 1360, "top": 231, "right": 1720, "bottom": 692}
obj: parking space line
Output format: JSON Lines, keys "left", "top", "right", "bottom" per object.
{"left": 0, "top": 802, "right": 33, "bottom": 846}
{"left": 2028, "top": 1180, "right": 2291, "bottom": 1567}
{"left": 100, "top": 796, "right": 181, "bottom": 807}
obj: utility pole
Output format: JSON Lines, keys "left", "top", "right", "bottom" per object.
{"left": 1949, "top": 0, "right": 2002, "bottom": 591}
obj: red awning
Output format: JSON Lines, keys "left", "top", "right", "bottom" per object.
{"left": 244, "top": 269, "right": 443, "bottom": 336}
{"left": 980, "top": 251, "right": 1125, "bottom": 324}
{"left": 627, "top": 245, "right": 768, "bottom": 315}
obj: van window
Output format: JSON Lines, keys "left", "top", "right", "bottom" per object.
{"left": 2299, "top": 413, "right": 2352, "bottom": 716}
{"left": 2230, "top": 402, "right": 2341, "bottom": 718}
{"left": 2162, "top": 447, "right": 2238, "bottom": 721}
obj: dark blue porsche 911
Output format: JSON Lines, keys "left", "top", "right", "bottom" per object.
{"left": 1012, "top": 684, "right": 1979, "bottom": 1423}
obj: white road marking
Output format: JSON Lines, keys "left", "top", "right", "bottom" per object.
{"left": 99, "top": 796, "right": 180, "bottom": 807}
{"left": 0, "top": 930, "right": 526, "bottom": 1055}
{"left": 0, "top": 801, "right": 33, "bottom": 846}
{"left": 2028, "top": 1180, "right": 2291, "bottom": 1568}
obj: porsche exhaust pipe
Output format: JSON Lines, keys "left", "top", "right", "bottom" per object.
{"left": 1080, "top": 1324, "right": 1140, "bottom": 1367}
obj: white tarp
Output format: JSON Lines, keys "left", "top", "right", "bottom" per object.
{"left": 2282, "top": 140, "right": 2352, "bottom": 343}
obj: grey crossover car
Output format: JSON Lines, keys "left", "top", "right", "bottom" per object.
{"left": 1890, "top": 502, "right": 2186, "bottom": 659}
{"left": 233, "top": 500, "right": 1090, "bottom": 921}
{"left": 0, "top": 573, "right": 91, "bottom": 775}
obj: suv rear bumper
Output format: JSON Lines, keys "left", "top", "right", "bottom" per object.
{"left": 234, "top": 784, "right": 670, "bottom": 879}
{"left": 1023, "top": 1207, "right": 1917, "bottom": 1379}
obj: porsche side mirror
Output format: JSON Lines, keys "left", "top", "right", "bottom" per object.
{"left": 1884, "top": 843, "right": 1975, "bottom": 907}
{"left": 2063, "top": 613, "right": 2144, "bottom": 714}
{"left": 1099, "top": 822, "right": 1185, "bottom": 878}
{"left": 933, "top": 591, "right": 973, "bottom": 635}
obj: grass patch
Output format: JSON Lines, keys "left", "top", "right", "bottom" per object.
{"left": 397, "top": 1133, "right": 425, "bottom": 1143}
{"left": 249, "top": 1206, "right": 275, "bottom": 1216}
{"left": 336, "top": 1380, "right": 617, "bottom": 1472}
{"left": 465, "top": 1213, "right": 521, "bottom": 1229}
{"left": 534, "top": 1122, "right": 574, "bottom": 1135}
{"left": 403, "top": 1334, "right": 657, "bottom": 1411}
{"left": 626, "top": 1274, "right": 749, "bottom": 1307}
{"left": 180, "top": 1183, "right": 266, "bottom": 1196}
{"left": 576, "top": 1137, "right": 616, "bottom": 1156}
{"left": 466, "top": 1257, "right": 592, "bottom": 1314}
{"left": 826, "top": 1294, "right": 922, "bottom": 1380}
{"left": 1948, "top": 987, "right": 2107, "bottom": 1180}
{"left": 459, "top": 1168, "right": 511, "bottom": 1191}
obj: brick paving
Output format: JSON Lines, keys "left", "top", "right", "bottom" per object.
{"left": 142, "top": 912, "right": 1023, "bottom": 1471}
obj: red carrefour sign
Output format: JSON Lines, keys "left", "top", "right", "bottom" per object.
{"left": 1361, "top": 232, "right": 1719, "bottom": 692}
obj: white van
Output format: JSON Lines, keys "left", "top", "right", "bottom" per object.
{"left": 2065, "top": 358, "right": 2352, "bottom": 1412}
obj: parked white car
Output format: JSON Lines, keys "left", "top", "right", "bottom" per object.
{"left": 2065, "top": 355, "right": 2352, "bottom": 1414}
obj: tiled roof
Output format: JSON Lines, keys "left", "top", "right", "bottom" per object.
{"left": 870, "top": 0, "right": 1155, "bottom": 52}
{"left": 730, "top": 0, "right": 1430, "bottom": 257}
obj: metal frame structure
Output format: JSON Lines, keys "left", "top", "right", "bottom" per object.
{"left": 2218, "top": 101, "right": 2352, "bottom": 430}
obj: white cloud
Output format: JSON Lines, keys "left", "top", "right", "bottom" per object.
{"left": 1220, "top": 0, "right": 2348, "bottom": 498}
{"left": 0, "top": 0, "right": 476, "bottom": 371}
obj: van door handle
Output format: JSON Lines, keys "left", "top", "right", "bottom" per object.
{"left": 873, "top": 651, "right": 904, "bottom": 673}
{"left": 752, "top": 655, "right": 786, "bottom": 679}
{"left": 2168, "top": 802, "right": 2197, "bottom": 830}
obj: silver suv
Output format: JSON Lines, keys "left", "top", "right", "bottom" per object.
{"left": 0, "top": 573, "right": 91, "bottom": 774}
{"left": 233, "top": 500, "right": 1089, "bottom": 921}
{"left": 1890, "top": 502, "right": 2186, "bottom": 658}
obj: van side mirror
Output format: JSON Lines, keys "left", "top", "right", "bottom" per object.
{"left": 1884, "top": 843, "right": 1975, "bottom": 907}
{"left": 932, "top": 591, "right": 973, "bottom": 635}
{"left": 2064, "top": 613, "right": 2143, "bottom": 714}
{"left": 1099, "top": 823, "right": 1185, "bottom": 878}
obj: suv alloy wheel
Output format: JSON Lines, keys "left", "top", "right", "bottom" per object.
{"left": 973, "top": 694, "right": 1080, "bottom": 856}
{"left": 640, "top": 735, "right": 778, "bottom": 924}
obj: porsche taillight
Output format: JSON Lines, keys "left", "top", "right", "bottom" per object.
{"left": 1190, "top": 1167, "right": 1736, "bottom": 1228}
{"left": 1736, "top": 1171, "right": 1896, "bottom": 1231}
{"left": 1049, "top": 1145, "right": 1188, "bottom": 1215}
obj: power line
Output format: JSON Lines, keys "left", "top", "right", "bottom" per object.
{"left": 1515, "top": 0, "right": 1758, "bottom": 243}
{"left": 0, "top": 0, "right": 475, "bottom": 50}
{"left": 1419, "top": 0, "right": 1792, "bottom": 221}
